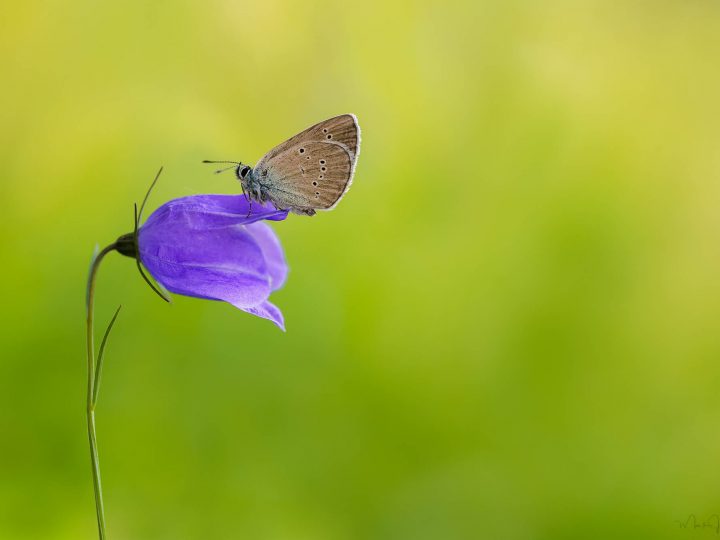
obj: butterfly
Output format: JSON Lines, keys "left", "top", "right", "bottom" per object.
{"left": 205, "top": 114, "right": 361, "bottom": 216}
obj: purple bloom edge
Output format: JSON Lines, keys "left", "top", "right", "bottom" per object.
{"left": 137, "top": 194, "right": 289, "bottom": 330}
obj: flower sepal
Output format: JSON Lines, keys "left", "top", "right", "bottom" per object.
{"left": 115, "top": 232, "right": 137, "bottom": 259}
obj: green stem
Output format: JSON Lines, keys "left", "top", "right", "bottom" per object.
{"left": 86, "top": 243, "right": 118, "bottom": 540}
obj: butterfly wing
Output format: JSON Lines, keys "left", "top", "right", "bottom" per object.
{"left": 258, "top": 114, "right": 360, "bottom": 162}
{"left": 255, "top": 140, "right": 355, "bottom": 213}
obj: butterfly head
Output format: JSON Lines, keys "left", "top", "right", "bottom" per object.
{"left": 235, "top": 164, "right": 252, "bottom": 180}
{"left": 235, "top": 164, "right": 253, "bottom": 190}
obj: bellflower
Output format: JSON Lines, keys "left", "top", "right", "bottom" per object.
{"left": 123, "top": 194, "right": 290, "bottom": 330}
{"left": 84, "top": 169, "right": 292, "bottom": 539}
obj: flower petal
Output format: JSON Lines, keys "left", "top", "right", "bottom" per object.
{"left": 245, "top": 221, "right": 288, "bottom": 291}
{"left": 140, "top": 203, "right": 273, "bottom": 308}
{"left": 143, "top": 194, "right": 288, "bottom": 230}
{"left": 239, "top": 299, "right": 286, "bottom": 331}
{"left": 137, "top": 194, "right": 289, "bottom": 328}
{"left": 140, "top": 232, "right": 271, "bottom": 308}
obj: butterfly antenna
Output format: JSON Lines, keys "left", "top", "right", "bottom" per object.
{"left": 203, "top": 160, "right": 252, "bottom": 216}
{"left": 203, "top": 159, "right": 242, "bottom": 165}
{"left": 203, "top": 160, "right": 243, "bottom": 174}
{"left": 213, "top": 165, "right": 238, "bottom": 175}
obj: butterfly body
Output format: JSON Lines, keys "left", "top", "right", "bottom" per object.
{"left": 210, "top": 114, "right": 361, "bottom": 216}
{"left": 238, "top": 164, "right": 320, "bottom": 216}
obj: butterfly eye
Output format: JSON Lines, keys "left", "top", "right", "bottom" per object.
{"left": 239, "top": 166, "right": 251, "bottom": 178}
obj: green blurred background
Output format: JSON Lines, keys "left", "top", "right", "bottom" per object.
{"left": 2, "top": 1, "right": 720, "bottom": 538}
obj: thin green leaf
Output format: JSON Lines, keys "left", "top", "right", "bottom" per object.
{"left": 92, "top": 304, "right": 122, "bottom": 407}
{"left": 136, "top": 259, "right": 172, "bottom": 303}
{"left": 138, "top": 166, "right": 163, "bottom": 225}
{"left": 133, "top": 178, "right": 172, "bottom": 303}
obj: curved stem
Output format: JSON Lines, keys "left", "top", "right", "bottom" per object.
{"left": 86, "top": 243, "right": 118, "bottom": 540}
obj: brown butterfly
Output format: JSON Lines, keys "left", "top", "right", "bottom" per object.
{"left": 205, "top": 114, "right": 361, "bottom": 216}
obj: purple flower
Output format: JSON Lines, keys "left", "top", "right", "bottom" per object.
{"left": 136, "top": 194, "right": 289, "bottom": 330}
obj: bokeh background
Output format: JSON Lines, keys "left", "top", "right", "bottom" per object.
{"left": 2, "top": 1, "right": 720, "bottom": 538}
